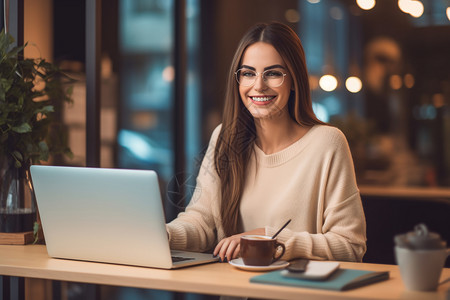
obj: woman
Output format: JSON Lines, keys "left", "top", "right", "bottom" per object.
{"left": 167, "top": 22, "right": 366, "bottom": 263}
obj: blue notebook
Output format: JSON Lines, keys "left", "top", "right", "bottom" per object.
{"left": 250, "top": 269, "right": 389, "bottom": 291}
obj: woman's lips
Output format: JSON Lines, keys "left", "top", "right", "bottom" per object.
{"left": 249, "top": 95, "right": 276, "bottom": 105}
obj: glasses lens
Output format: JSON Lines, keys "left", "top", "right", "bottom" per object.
{"left": 236, "top": 69, "right": 257, "bottom": 86}
{"left": 235, "top": 69, "right": 286, "bottom": 87}
{"left": 263, "top": 70, "right": 285, "bottom": 87}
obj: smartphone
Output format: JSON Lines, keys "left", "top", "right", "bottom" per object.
{"left": 287, "top": 259, "right": 309, "bottom": 273}
{"left": 282, "top": 261, "right": 340, "bottom": 280}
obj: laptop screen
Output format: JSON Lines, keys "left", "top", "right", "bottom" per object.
{"left": 30, "top": 165, "right": 175, "bottom": 268}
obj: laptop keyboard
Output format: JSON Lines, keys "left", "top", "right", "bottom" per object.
{"left": 172, "top": 256, "right": 195, "bottom": 263}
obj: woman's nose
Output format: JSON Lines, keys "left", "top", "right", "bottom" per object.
{"left": 253, "top": 74, "right": 268, "bottom": 91}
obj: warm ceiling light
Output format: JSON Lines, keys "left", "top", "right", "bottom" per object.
{"left": 345, "top": 76, "right": 362, "bottom": 93}
{"left": 446, "top": 7, "right": 450, "bottom": 21}
{"left": 398, "top": 0, "right": 413, "bottom": 14}
{"left": 432, "top": 93, "right": 445, "bottom": 108}
{"left": 319, "top": 75, "right": 338, "bottom": 92}
{"left": 390, "top": 75, "right": 402, "bottom": 90}
{"left": 409, "top": 1, "right": 424, "bottom": 18}
{"left": 404, "top": 73, "right": 415, "bottom": 88}
{"left": 356, "top": 0, "right": 376, "bottom": 10}
{"left": 398, "top": 0, "right": 423, "bottom": 18}
{"left": 285, "top": 9, "right": 300, "bottom": 23}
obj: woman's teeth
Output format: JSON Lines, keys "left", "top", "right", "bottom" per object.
{"left": 251, "top": 96, "right": 275, "bottom": 102}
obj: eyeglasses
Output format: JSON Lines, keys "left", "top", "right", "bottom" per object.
{"left": 234, "top": 68, "right": 287, "bottom": 88}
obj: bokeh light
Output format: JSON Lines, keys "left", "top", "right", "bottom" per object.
{"left": 356, "top": 0, "right": 376, "bottom": 10}
{"left": 398, "top": 0, "right": 424, "bottom": 18}
{"left": 319, "top": 75, "right": 338, "bottom": 92}
{"left": 390, "top": 75, "right": 402, "bottom": 90}
{"left": 404, "top": 73, "right": 415, "bottom": 88}
{"left": 345, "top": 76, "right": 363, "bottom": 93}
{"left": 285, "top": 9, "right": 300, "bottom": 23}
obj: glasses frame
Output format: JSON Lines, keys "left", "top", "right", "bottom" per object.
{"left": 234, "top": 68, "right": 288, "bottom": 88}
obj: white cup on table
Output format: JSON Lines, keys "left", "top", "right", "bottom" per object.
{"left": 395, "top": 245, "right": 449, "bottom": 291}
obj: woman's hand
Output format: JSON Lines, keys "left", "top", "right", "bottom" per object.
{"left": 213, "top": 228, "right": 265, "bottom": 262}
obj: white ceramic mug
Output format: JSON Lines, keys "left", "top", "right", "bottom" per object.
{"left": 395, "top": 246, "right": 450, "bottom": 291}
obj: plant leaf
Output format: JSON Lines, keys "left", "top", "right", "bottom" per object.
{"left": 11, "top": 123, "right": 32, "bottom": 133}
{"left": 0, "top": 78, "right": 13, "bottom": 93}
{"left": 12, "top": 150, "right": 23, "bottom": 161}
{"left": 14, "top": 159, "right": 22, "bottom": 168}
{"left": 35, "top": 105, "right": 54, "bottom": 115}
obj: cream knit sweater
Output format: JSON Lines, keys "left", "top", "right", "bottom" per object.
{"left": 167, "top": 124, "right": 367, "bottom": 262}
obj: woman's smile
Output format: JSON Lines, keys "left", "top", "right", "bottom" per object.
{"left": 249, "top": 95, "right": 277, "bottom": 105}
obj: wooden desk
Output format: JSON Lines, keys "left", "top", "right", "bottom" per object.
{"left": 0, "top": 245, "right": 449, "bottom": 300}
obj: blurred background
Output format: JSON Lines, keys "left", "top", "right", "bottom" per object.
{"left": 5, "top": 0, "right": 448, "bottom": 192}
{"left": 1, "top": 0, "right": 450, "bottom": 299}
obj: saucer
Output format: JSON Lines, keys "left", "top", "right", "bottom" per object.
{"left": 229, "top": 258, "right": 289, "bottom": 272}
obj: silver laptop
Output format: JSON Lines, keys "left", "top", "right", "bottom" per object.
{"left": 30, "top": 165, "right": 219, "bottom": 269}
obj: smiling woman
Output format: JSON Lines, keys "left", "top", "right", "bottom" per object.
{"left": 166, "top": 22, "right": 367, "bottom": 265}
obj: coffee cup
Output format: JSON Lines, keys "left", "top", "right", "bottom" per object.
{"left": 395, "top": 246, "right": 449, "bottom": 291}
{"left": 394, "top": 224, "right": 449, "bottom": 291}
{"left": 240, "top": 235, "right": 285, "bottom": 266}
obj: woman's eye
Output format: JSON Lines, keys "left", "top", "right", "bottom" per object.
{"left": 265, "top": 71, "right": 283, "bottom": 78}
{"left": 242, "top": 71, "right": 256, "bottom": 77}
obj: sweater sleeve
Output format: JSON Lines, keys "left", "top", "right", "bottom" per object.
{"left": 166, "top": 125, "right": 223, "bottom": 253}
{"left": 265, "top": 130, "right": 367, "bottom": 262}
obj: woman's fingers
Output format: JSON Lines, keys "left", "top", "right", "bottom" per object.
{"left": 218, "top": 238, "right": 231, "bottom": 261}
{"left": 213, "top": 239, "right": 225, "bottom": 257}
{"left": 215, "top": 235, "right": 241, "bottom": 262}
{"left": 225, "top": 239, "right": 238, "bottom": 261}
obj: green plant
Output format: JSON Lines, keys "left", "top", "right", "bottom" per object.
{"left": 0, "top": 29, "right": 73, "bottom": 169}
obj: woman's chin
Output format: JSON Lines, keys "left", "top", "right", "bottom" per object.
{"left": 248, "top": 106, "right": 288, "bottom": 120}
{"left": 249, "top": 111, "right": 278, "bottom": 120}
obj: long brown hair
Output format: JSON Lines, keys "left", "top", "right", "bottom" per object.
{"left": 214, "top": 22, "right": 325, "bottom": 236}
